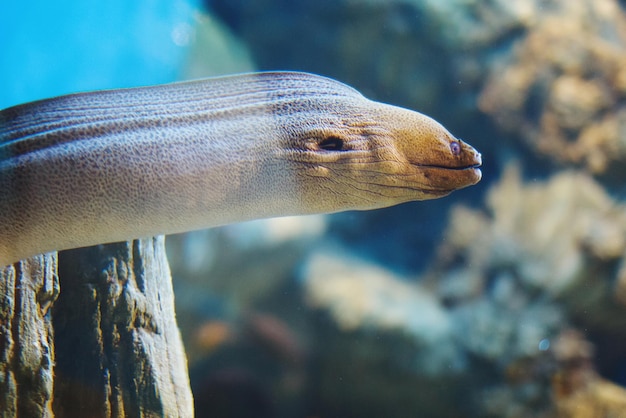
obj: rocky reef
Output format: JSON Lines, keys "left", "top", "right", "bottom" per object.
{"left": 479, "top": 0, "right": 626, "bottom": 177}
{"left": 427, "top": 166, "right": 626, "bottom": 416}
{"left": 436, "top": 166, "right": 626, "bottom": 322}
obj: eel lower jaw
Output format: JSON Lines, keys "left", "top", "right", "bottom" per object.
{"left": 414, "top": 163, "right": 482, "bottom": 190}
{"left": 465, "top": 166, "right": 483, "bottom": 185}
{"left": 411, "top": 149, "right": 482, "bottom": 173}
{"left": 445, "top": 163, "right": 482, "bottom": 171}
{"left": 457, "top": 164, "right": 482, "bottom": 182}
{"left": 414, "top": 162, "right": 482, "bottom": 173}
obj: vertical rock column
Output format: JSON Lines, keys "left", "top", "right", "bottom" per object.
{"left": 0, "top": 237, "right": 193, "bottom": 418}
{"left": 0, "top": 255, "right": 59, "bottom": 418}
{"left": 53, "top": 237, "right": 193, "bottom": 418}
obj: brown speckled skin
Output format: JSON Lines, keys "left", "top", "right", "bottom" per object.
{"left": 0, "top": 72, "right": 481, "bottom": 266}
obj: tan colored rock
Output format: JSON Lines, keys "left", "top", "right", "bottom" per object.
{"left": 549, "top": 330, "right": 626, "bottom": 418}
{"left": 303, "top": 250, "right": 450, "bottom": 335}
{"left": 555, "top": 379, "right": 626, "bottom": 418}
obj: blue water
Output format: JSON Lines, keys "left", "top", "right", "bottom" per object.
{"left": 0, "top": 0, "right": 199, "bottom": 109}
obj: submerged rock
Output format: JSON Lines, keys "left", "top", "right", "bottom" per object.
{"left": 302, "top": 249, "right": 464, "bottom": 375}
{"left": 299, "top": 249, "right": 469, "bottom": 417}
{"left": 427, "top": 165, "right": 626, "bottom": 415}
{"left": 434, "top": 165, "right": 626, "bottom": 332}
{"left": 551, "top": 330, "right": 626, "bottom": 418}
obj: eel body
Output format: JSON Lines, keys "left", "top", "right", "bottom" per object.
{"left": 0, "top": 72, "right": 481, "bottom": 266}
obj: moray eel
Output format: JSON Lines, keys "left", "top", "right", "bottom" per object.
{"left": 0, "top": 72, "right": 481, "bottom": 267}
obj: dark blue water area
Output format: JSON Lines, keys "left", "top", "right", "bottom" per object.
{"left": 0, "top": 0, "right": 199, "bottom": 109}
{"left": 328, "top": 183, "right": 485, "bottom": 275}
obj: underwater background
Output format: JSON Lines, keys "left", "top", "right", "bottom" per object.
{"left": 3, "top": 0, "right": 626, "bottom": 417}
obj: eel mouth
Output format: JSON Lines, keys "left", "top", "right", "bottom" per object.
{"left": 417, "top": 148, "right": 482, "bottom": 172}
{"left": 418, "top": 163, "right": 482, "bottom": 171}
{"left": 415, "top": 159, "right": 482, "bottom": 192}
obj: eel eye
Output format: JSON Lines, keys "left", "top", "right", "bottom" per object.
{"left": 319, "top": 136, "right": 345, "bottom": 151}
{"left": 450, "top": 141, "right": 461, "bottom": 156}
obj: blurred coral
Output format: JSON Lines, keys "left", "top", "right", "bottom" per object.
{"left": 302, "top": 249, "right": 463, "bottom": 375}
{"left": 434, "top": 165, "right": 626, "bottom": 331}
{"left": 479, "top": 0, "right": 626, "bottom": 174}
{"left": 299, "top": 249, "right": 470, "bottom": 417}
{"left": 551, "top": 330, "right": 626, "bottom": 418}
{"left": 422, "top": 166, "right": 626, "bottom": 416}
{"left": 554, "top": 378, "right": 626, "bottom": 417}
{"left": 192, "top": 320, "right": 233, "bottom": 354}
{"left": 243, "top": 312, "right": 305, "bottom": 367}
